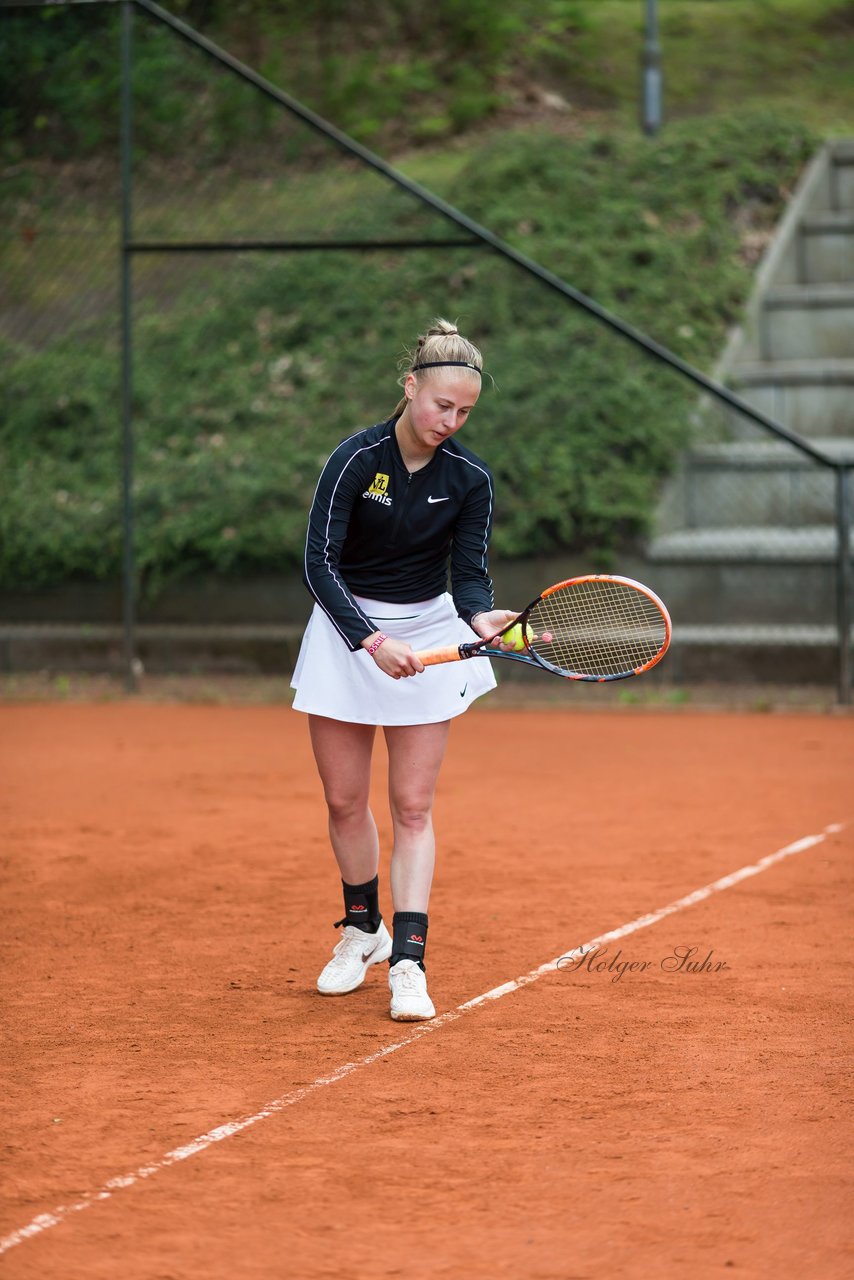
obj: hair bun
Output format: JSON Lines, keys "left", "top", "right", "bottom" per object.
{"left": 395, "top": 319, "right": 484, "bottom": 405}
{"left": 429, "top": 318, "right": 458, "bottom": 337}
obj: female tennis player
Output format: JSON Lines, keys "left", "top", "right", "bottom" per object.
{"left": 291, "top": 319, "right": 515, "bottom": 1021}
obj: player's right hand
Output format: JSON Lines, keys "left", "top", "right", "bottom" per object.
{"left": 370, "top": 637, "right": 425, "bottom": 679}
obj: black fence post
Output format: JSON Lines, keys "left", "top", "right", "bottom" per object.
{"left": 837, "top": 467, "right": 852, "bottom": 706}
{"left": 120, "top": 0, "right": 137, "bottom": 691}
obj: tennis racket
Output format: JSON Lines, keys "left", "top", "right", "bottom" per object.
{"left": 417, "top": 574, "right": 672, "bottom": 682}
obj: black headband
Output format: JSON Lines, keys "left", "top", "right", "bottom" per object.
{"left": 412, "top": 360, "right": 482, "bottom": 374}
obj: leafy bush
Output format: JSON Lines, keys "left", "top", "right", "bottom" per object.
{"left": 3, "top": 0, "right": 849, "bottom": 161}
{"left": 0, "top": 111, "right": 816, "bottom": 595}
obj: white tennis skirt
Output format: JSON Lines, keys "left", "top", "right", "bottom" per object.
{"left": 290, "top": 593, "right": 496, "bottom": 726}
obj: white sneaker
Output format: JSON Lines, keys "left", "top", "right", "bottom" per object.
{"left": 316, "top": 920, "right": 392, "bottom": 995}
{"left": 388, "top": 959, "right": 435, "bottom": 1021}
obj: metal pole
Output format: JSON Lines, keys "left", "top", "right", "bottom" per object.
{"left": 642, "top": 0, "right": 663, "bottom": 136}
{"left": 836, "top": 467, "right": 852, "bottom": 705}
{"left": 120, "top": 0, "right": 138, "bottom": 691}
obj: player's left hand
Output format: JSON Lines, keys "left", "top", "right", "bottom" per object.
{"left": 471, "top": 609, "right": 518, "bottom": 648}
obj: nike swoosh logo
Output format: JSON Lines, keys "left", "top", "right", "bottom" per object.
{"left": 459, "top": 684, "right": 468, "bottom": 697}
{"left": 361, "top": 949, "right": 376, "bottom": 963}
{"left": 427, "top": 496, "right": 450, "bottom": 504}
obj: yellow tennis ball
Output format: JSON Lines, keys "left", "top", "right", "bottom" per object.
{"left": 504, "top": 623, "right": 530, "bottom": 652}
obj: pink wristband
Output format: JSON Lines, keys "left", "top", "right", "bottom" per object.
{"left": 366, "top": 631, "right": 388, "bottom": 656}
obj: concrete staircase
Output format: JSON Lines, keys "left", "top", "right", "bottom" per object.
{"left": 643, "top": 140, "right": 854, "bottom": 684}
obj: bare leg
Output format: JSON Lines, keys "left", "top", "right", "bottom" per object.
{"left": 308, "top": 715, "right": 379, "bottom": 884}
{"left": 384, "top": 720, "right": 451, "bottom": 913}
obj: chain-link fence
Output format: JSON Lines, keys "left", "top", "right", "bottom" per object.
{"left": 1, "top": 0, "right": 851, "bottom": 699}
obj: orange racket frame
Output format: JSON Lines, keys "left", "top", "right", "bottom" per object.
{"left": 416, "top": 574, "right": 672, "bottom": 682}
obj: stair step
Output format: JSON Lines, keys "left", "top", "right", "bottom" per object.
{"left": 663, "top": 623, "right": 847, "bottom": 684}
{"left": 800, "top": 214, "right": 854, "bottom": 283}
{"left": 759, "top": 285, "right": 854, "bottom": 360}
{"left": 764, "top": 283, "right": 854, "bottom": 307}
{"left": 688, "top": 438, "right": 854, "bottom": 466}
{"left": 648, "top": 527, "right": 850, "bottom": 562}
{"left": 731, "top": 358, "right": 854, "bottom": 386}
{"left": 831, "top": 139, "right": 854, "bottom": 211}
{"left": 657, "top": 444, "right": 843, "bottom": 529}
{"left": 675, "top": 623, "right": 840, "bottom": 646}
{"left": 636, "top": 540, "right": 844, "bottom": 627}
{"left": 801, "top": 212, "right": 854, "bottom": 233}
{"left": 725, "top": 359, "right": 854, "bottom": 436}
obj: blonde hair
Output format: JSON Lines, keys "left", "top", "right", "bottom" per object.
{"left": 392, "top": 318, "right": 483, "bottom": 418}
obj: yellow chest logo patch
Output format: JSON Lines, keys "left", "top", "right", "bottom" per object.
{"left": 363, "top": 472, "right": 392, "bottom": 506}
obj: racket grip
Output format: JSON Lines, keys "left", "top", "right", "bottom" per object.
{"left": 416, "top": 645, "right": 463, "bottom": 667}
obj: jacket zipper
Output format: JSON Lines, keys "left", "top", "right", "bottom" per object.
{"left": 389, "top": 471, "right": 413, "bottom": 544}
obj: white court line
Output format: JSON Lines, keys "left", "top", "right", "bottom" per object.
{"left": 1, "top": 820, "right": 845, "bottom": 1256}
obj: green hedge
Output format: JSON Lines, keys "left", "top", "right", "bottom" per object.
{"left": 0, "top": 111, "right": 817, "bottom": 596}
{"left": 2, "top": 0, "right": 851, "bottom": 159}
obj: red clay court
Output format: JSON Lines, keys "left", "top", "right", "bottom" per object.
{"left": 1, "top": 694, "right": 852, "bottom": 1278}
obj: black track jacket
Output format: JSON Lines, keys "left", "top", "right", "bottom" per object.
{"left": 303, "top": 418, "right": 495, "bottom": 650}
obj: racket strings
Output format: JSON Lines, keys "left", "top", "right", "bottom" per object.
{"left": 528, "top": 580, "right": 667, "bottom": 678}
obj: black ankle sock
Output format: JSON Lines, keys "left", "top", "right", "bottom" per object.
{"left": 336, "top": 875, "right": 381, "bottom": 933}
{"left": 390, "top": 911, "right": 428, "bottom": 971}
